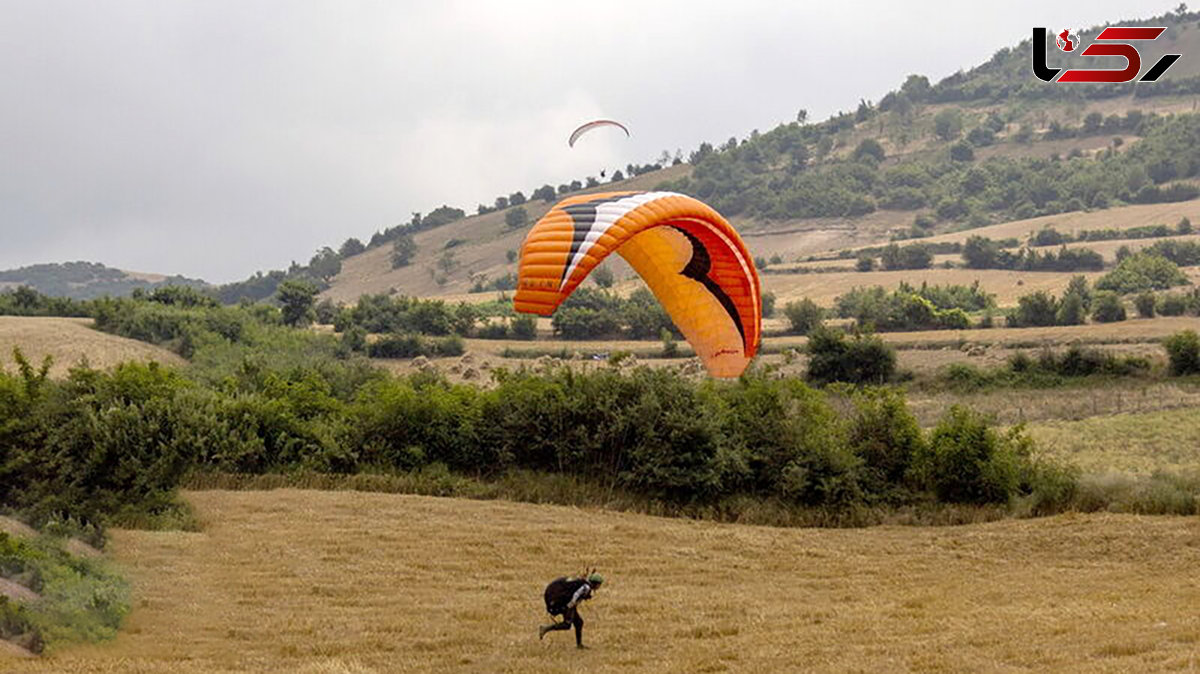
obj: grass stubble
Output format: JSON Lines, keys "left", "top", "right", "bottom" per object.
{"left": 3, "top": 489, "right": 1198, "bottom": 673}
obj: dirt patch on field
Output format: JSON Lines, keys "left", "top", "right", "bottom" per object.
{"left": 0, "top": 317, "right": 184, "bottom": 377}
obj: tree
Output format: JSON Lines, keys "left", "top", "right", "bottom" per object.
{"left": 494, "top": 196, "right": 509, "bottom": 210}
{"left": 856, "top": 255, "right": 876, "bottom": 272}
{"left": 949, "top": 141, "right": 974, "bottom": 162}
{"left": 1091, "top": 291, "right": 1127, "bottom": 323}
{"left": 1083, "top": 112, "right": 1103, "bottom": 134}
{"left": 339, "top": 237, "right": 366, "bottom": 258}
{"left": 533, "top": 184, "right": 557, "bottom": 203}
{"left": 392, "top": 233, "right": 417, "bottom": 268}
{"left": 784, "top": 298, "right": 823, "bottom": 335}
{"left": 505, "top": 206, "right": 529, "bottom": 230}
{"left": 1010, "top": 291, "right": 1059, "bottom": 327}
{"left": 1164, "top": 330, "right": 1200, "bottom": 375}
{"left": 753, "top": 290, "right": 774, "bottom": 319}
{"left": 853, "top": 138, "right": 885, "bottom": 162}
{"left": 509, "top": 191, "right": 526, "bottom": 206}
{"left": 934, "top": 109, "right": 963, "bottom": 141}
{"left": 1064, "top": 275, "right": 1092, "bottom": 310}
{"left": 591, "top": 265, "right": 615, "bottom": 288}
{"left": 805, "top": 326, "right": 896, "bottom": 385}
{"left": 506, "top": 249, "right": 517, "bottom": 264}
{"left": 437, "top": 250, "right": 458, "bottom": 275}
{"left": 1134, "top": 291, "right": 1157, "bottom": 318}
{"left": 796, "top": 109, "right": 808, "bottom": 124}
{"left": 900, "top": 74, "right": 931, "bottom": 101}
{"left": 277, "top": 279, "right": 319, "bottom": 327}
{"left": 962, "top": 236, "right": 1000, "bottom": 269}
{"left": 1057, "top": 292, "right": 1086, "bottom": 325}
{"left": 308, "top": 246, "right": 342, "bottom": 280}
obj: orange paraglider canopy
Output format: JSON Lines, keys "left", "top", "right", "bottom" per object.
{"left": 514, "top": 191, "right": 761, "bottom": 378}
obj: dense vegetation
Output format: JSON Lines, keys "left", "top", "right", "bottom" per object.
{"left": 0, "top": 532, "right": 129, "bottom": 653}
{"left": 939, "top": 345, "right": 1153, "bottom": 390}
{"left": 833, "top": 282, "right": 992, "bottom": 331}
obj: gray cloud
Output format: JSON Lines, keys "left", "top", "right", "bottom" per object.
{"left": 0, "top": 0, "right": 1167, "bottom": 282}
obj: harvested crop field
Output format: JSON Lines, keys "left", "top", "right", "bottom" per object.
{"left": 7, "top": 490, "right": 1200, "bottom": 673}
{"left": 0, "top": 316, "right": 184, "bottom": 376}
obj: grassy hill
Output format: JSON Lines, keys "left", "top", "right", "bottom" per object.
{"left": 321, "top": 9, "right": 1200, "bottom": 308}
{"left": 6, "top": 489, "right": 1199, "bottom": 672}
{"left": 0, "top": 262, "right": 208, "bottom": 300}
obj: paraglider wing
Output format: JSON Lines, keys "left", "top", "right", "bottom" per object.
{"left": 568, "top": 120, "right": 631, "bottom": 148}
{"left": 514, "top": 191, "right": 761, "bottom": 378}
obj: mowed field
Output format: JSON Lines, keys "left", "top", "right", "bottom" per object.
{"left": 6, "top": 489, "right": 1199, "bottom": 673}
{"left": 0, "top": 316, "right": 184, "bottom": 376}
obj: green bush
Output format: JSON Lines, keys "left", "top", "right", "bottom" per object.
{"left": 805, "top": 327, "right": 896, "bottom": 385}
{"left": 368, "top": 333, "right": 464, "bottom": 358}
{"left": 1164, "top": 330, "right": 1200, "bottom": 375}
{"left": 1095, "top": 252, "right": 1190, "bottom": 294}
{"left": 1009, "top": 291, "right": 1059, "bottom": 327}
{"left": 783, "top": 298, "right": 824, "bottom": 335}
{"left": 1090, "top": 291, "right": 1127, "bottom": 323}
{"left": 510, "top": 314, "right": 538, "bottom": 340}
{"left": 1157, "top": 293, "right": 1190, "bottom": 316}
{"left": 911, "top": 406, "right": 1026, "bottom": 504}
{"left": 1134, "top": 291, "right": 1157, "bottom": 318}
{"left": 847, "top": 388, "right": 924, "bottom": 500}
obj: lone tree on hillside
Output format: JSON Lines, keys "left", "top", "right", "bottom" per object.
{"left": 505, "top": 206, "right": 529, "bottom": 230}
{"left": 392, "top": 233, "right": 417, "bottom": 268}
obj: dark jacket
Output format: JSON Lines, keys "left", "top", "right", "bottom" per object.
{"left": 544, "top": 577, "right": 593, "bottom": 615}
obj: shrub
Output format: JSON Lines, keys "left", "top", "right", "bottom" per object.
{"left": 1010, "top": 291, "right": 1059, "bottom": 327}
{"left": 910, "top": 406, "right": 1026, "bottom": 504}
{"left": 368, "top": 333, "right": 465, "bottom": 358}
{"left": 805, "top": 327, "right": 896, "bottom": 385}
{"left": 1056, "top": 292, "right": 1086, "bottom": 325}
{"left": 847, "top": 388, "right": 924, "bottom": 499}
{"left": 761, "top": 291, "right": 776, "bottom": 319}
{"left": 1157, "top": 293, "right": 1190, "bottom": 316}
{"left": 510, "top": 314, "right": 537, "bottom": 340}
{"left": 1134, "top": 292, "right": 1157, "bottom": 318}
{"left": 783, "top": 299, "right": 824, "bottom": 335}
{"left": 1163, "top": 330, "right": 1200, "bottom": 375}
{"left": 1095, "top": 253, "right": 1190, "bottom": 294}
{"left": 1090, "top": 291, "right": 1127, "bottom": 323}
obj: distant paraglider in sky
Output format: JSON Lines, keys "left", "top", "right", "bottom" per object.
{"left": 514, "top": 191, "right": 762, "bottom": 378}
{"left": 567, "top": 119, "right": 630, "bottom": 148}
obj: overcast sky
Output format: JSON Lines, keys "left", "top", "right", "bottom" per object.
{"left": 0, "top": 0, "right": 1173, "bottom": 282}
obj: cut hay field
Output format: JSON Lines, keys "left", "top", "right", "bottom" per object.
{"left": 762, "top": 266, "right": 1200, "bottom": 307}
{"left": 6, "top": 490, "right": 1199, "bottom": 673}
{"left": 0, "top": 316, "right": 184, "bottom": 376}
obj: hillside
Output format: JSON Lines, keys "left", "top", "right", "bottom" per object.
{"left": 0, "top": 262, "right": 208, "bottom": 300}
{"left": 7, "top": 489, "right": 1199, "bottom": 672}
{"left": 322, "top": 9, "right": 1200, "bottom": 307}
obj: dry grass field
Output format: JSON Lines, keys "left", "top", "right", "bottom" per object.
{"left": 6, "top": 489, "right": 1200, "bottom": 673}
{"left": 0, "top": 316, "right": 184, "bottom": 376}
{"left": 1028, "top": 407, "right": 1200, "bottom": 475}
{"left": 762, "top": 266, "right": 1200, "bottom": 307}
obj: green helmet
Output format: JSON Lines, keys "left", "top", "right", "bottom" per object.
{"left": 587, "top": 572, "right": 604, "bottom": 587}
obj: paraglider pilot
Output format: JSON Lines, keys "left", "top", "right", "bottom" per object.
{"left": 539, "top": 570, "right": 604, "bottom": 648}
